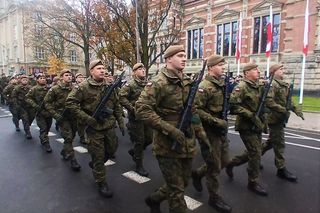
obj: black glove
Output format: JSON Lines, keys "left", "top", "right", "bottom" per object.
{"left": 252, "top": 116, "right": 264, "bottom": 131}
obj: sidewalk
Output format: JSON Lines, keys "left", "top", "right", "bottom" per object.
{"left": 287, "top": 112, "right": 320, "bottom": 133}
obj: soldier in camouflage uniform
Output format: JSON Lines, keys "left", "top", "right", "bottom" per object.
{"left": 26, "top": 73, "right": 52, "bottom": 153}
{"left": 0, "top": 73, "right": 9, "bottom": 105}
{"left": 191, "top": 55, "right": 232, "bottom": 213}
{"left": 136, "top": 45, "right": 202, "bottom": 213}
{"left": 3, "top": 76, "right": 20, "bottom": 131}
{"left": 119, "top": 62, "right": 152, "bottom": 177}
{"left": 11, "top": 75, "right": 33, "bottom": 139}
{"left": 66, "top": 59, "right": 124, "bottom": 198}
{"left": 44, "top": 69, "right": 81, "bottom": 171}
{"left": 226, "top": 63, "right": 268, "bottom": 196}
{"left": 74, "top": 73, "right": 87, "bottom": 145}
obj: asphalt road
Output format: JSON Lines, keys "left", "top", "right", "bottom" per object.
{"left": 0, "top": 105, "right": 319, "bottom": 213}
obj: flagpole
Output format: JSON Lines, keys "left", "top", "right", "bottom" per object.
{"left": 236, "top": 12, "right": 242, "bottom": 76}
{"left": 266, "top": 5, "right": 273, "bottom": 78}
{"left": 299, "top": 54, "right": 306, "bottom": 104}
{"left": 237, "top": 59, "right": 240, "bottom": 76}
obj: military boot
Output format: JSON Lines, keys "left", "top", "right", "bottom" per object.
{"left": 43, "top": 143, "right": 52, "bottom": 153}
{"left": 225, "top": 164, "right": 234, "bottom": 179}
{"left": 128, "top": 149, "right": 135, "bottom": 161}
{"left": 145, "top": 196, "right": 161, "bottom": 213}
{"left": 70, "top": 158, "right": 81, "bottom": 171}
{"left": 247, "top": 182, "right": 268, "bottom": 196}
{"left": 98, "top": 182, "right": 113, "bottom": 198}
{"left": 25, "top": 130, "right": 32, "bottom": 139}
{"left": 208, "top": 196, "right": 232, "bottom": 213}
{"left": 60, "top": 150, "right": 72, "bottom": 161}
{"left": 277, "top": 167, "right": 297, "bottom": 182}
{"left": 79, "top": 137, "right": 87, "bottom": 145}
{"left": 191, "top": 170, "right": 203, "bottom": 192}
{"left": 135, "top": 159, "right": 149, "bottom": 177}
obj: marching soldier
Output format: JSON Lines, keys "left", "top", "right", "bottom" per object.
{"left": 226, "top": 63, "right": 268, "bottom": 196}
{"left": 74, "top": 73, "right": 87, "bottom": 145}
{"left": 191, "top": 55, "right": 232, "bottom": 212}
{"left": 119, "top": 63, "right": 152, "bottom": 177}
{"left": 66, "top": 59, "right": 124, "bottom": 198}
{"left": 3, "top": 76, "right": 20, "bottom": 131}
{"left": 135, "top": 45, "right": 201, "bottom": 213}
{"left": 44, "top": 69, "right": 81, "bottom": 171}
{"left": 26, "top": 73, "right": 52, "bottom": 153}
{"left": 11, "top": 75, "right": 33, "bottom": 139}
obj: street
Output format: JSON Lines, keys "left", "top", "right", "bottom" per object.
{"left": 0, "top": 105, "right": 319, "bottom": 213}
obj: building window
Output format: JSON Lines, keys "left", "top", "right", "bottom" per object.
{"left": 70, "top": 33, "right": 76, "bottom": 42}
{"left": 216, "top": 21, "right": 238, "bottom": 56}
{"left": 35, "top": 47, "right": 45, "bottom": 59}
{"left": 187, "top": 28, "right": 204, "bottom": 59}
{"left": 253, "top": 13, "right": 280, "bottom": 54}
{"left": 70, "top": 50, "right": 77, "bottom": 62}
{"left": 35, "top": 24, "right": 43, "bottom": 37}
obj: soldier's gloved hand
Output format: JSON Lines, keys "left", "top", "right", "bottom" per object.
{"left": 252, "top": 116, "right": 264, "bottom": 131}
{"left": 295, "top": 111, "right": 305, "bottom": 120}
{"left": 119, "top": 124, "right": 125, "bottom": 136}
{"left": 215, "top": 118, "right": 228, "bottom": 131}
{"left": 169, "top": 127, "right": 185, "bottom": 145}
{"left": 87, "top": 117, "right": 97, "bottom": 127}
{"left": 278, "top": 106, "right": 287, "bottom": 114}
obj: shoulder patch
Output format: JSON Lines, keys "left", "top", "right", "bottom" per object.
{"left": 235, "top": 87, "right": 240, "bottom": 92}
{"left": 125, "top": 83, "right": 129, "bottom": 87}
{"left": 146, "top": 82, "right": 153, "bottom": 87}
{"left": 198, "top": 88, "right": 204, "bottom": 93}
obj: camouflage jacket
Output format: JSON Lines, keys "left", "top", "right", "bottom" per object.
{"left": 196, "top": 74, "right": 225, "bottom": 129}
{"left": 11, "top": 84, "right": 32, "bottom": 106}
{"left": 229, "top": 78, "right": 266, "bottom": 131}
{"left": 266, "top": 78, "right": 298, "bottom": 125}
{"left": 65, "top": 77, "right": 124, "bottom": 131}
{"left": 44, "top": 82, "right": 73, "bottom": 120}
{"left": 135, "top": 67, "right": 197, "bottom": 158}
{"left": 3, "top": 83, "right": 17, "bottom": 104}
{"left": 26, "top": 84, "right": 51, "bottom": 118}
{"left": 119, "top": 76, "right": 147, "bottom": 117}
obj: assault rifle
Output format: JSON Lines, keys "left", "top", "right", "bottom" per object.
{"left": 221, "top": 63, "right": 230, "bottom": 135}
{"left": 284, "top": 74, "right": 295, "bottom": 127}
{"left": 171, "top": 60, "right": 207, "bottom": 151}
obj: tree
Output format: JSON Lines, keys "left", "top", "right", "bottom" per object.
{"left": 47, "top": 56, "right": 65, "bottom": 76}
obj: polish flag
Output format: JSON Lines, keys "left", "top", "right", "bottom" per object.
{"left": 236, "top": 16, "right": 242, "bottom": 62}
{"left": 266, "top": 5, "right": 273, "bottom": 57}
{"left": 303, "top": 0, "right": 310, "bottom": 55}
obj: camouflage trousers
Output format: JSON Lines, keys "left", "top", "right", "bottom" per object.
{"left": 150, "top": 156, "right": 193, "bottom": 213}
{"left": 229, "top": 130, "right": 262, "bottom": 183}
{"left": 8, "top": 104, "right": 19, "bottom": 128}
{"left": 16, "top": 106, "right": 31, "bottom": 132}
{"left": 127, "top": 118, "right": 152, "bottom": 160}
{"left": 60, "top": 120, "right": 77, "bottom": 158}
{"left": 194, "top": 129, "right": 230, "bottom": 198}
{"left": 36, "top": 114, "right": 52, "bottom": 144}
{"left": 87, "top": 127, "right": 118, "bottom": 183}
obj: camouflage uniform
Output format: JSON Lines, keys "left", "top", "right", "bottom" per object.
{"left": 228, "top": 78, "right": 266, "bottom": 184}
{"left": 135, "top": 67, "right": 198, "bottom": 213}
{"left": 26, "top": 84, "right": 52, "bottom": 145}
{"left": 0, "top": 76, "right": 9, "bottom": 104}
{"left": 44, "top": 82, "right": 76, "bottom": 158}
{"left": 119, "top": 76, "right": 152, "bottom": 172}
{"left": 193, "top": 74, "right": 230, "bottom": 199}
{"left": 3, "top": 82, "right": 19, "bottom": 129}
{"left": 65, "top": 77, "right": 124, "bottom": 184}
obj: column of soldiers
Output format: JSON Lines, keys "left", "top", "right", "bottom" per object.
{"left": 0, "top": 44, "right": 304, "bottom": 213}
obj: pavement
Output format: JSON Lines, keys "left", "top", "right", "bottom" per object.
{"left": 287, "top": 112, "right": 320, "bottom": 133}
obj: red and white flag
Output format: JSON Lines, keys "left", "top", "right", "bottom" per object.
{"left": 236, "top": 16, "right": 242, "bottom": 62}
{"left": 266, "top": 5, "right": 273, "bottom": 57}
{"left": 303, "top": 0, "right": 310, "bottom": 55}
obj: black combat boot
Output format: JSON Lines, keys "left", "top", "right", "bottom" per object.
{"left": 43, "top": 143, "right": 52, "bottom": 153}
{"left": 208, "top": 196, "right": 232, "bottom": 213}
{"left": 25, "top": 131, "right": 32, "bottom": 139}
{"left": 60, "top": 150, "right": 72, "bottom": 161}
{"left": 247, "top": 182, "right": 268, "bottom": 196}
{"left": 277, "top": 167, "right": 297, "bottom": 182}
{"left": 70, "top": 158, "right": 81, "bottom": 171}
{"left": 145, "top": 196, "right": 161, "bottom": 213}
{"left": 128, "top": 149, "right": 134, "bottom": 161}
{"left": 98, "top": 182, "right": 113, "bottom": 198}
{"left": 135, "top": 159, "right": 149, "bottom": 177}
{"left": 225, "top": 164, "right": 234, "bottom": 179}
{"left": 79, "top": 138, "right": 87, "bottom": 145}
{"left": 191, "top": 170, "right": 203, "bottom": 192}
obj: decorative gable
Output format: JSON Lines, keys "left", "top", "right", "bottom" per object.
{"left": 252, "top": 0, "right": 283, "bottom": 12}
{"left": 214, "top": 8, "right": 240, "bottom": 20}
{"left": 185, "top": 16, "right": 206, "bottom": 28}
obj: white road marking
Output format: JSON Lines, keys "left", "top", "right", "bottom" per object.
{"left": 3, "top": 110, "right": 10, "bottom": 113}
{"left": 184, "top": 195, "right": 203, "bottom": 210}
{"left": 285, "top": 132, "right": 320, "bottom": 142}
{"left": 34, "top": 127, "right": 40, "bottom": 130}
{"left": 122, "top": 171, "right": 151, "bottom": 184}
{"left": 104, "top": 160, "right": 115, "bottom": 166}
{"left": 56, "top": 138, "right": 64, "bottom": 144}
{"left": 285, "top": 142, "right": 320, "bottom": 151}
{"left": 73, "top": 146, "right": 88, "bottom": 153}
{"left": 0, "top": 114, "right": 12, "bottom": 118}
{"left": 48, "top": 132, "right": 56, "bottom": 136}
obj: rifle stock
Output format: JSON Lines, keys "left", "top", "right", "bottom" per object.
{"left": 284, "top": 75, "right": 295, "bottom": 126}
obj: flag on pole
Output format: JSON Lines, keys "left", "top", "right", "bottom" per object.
{"left": 303, "top": 0, "right": 310, "bottom": 55}
{"left": 236, "top": 15, "right": 242, "bottom": 62}
{"left": 266, "top": 5, "right": 273, "bottom": 57}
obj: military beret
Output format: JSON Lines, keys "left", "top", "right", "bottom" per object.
{"left": 89, "top": 59, "right": 103, "bottom": 70}
{"left": 133, "top": 63, "right": 144, "bottom": 71}
{"left": 164, "top": 45, "right": 185, "bottom": 59}
{"left": 19, "top": 74, "right": 28, "bottom": 79}
{"left": 60, "top": 69, "right": 71, "bottom": 77}
{"left": 269, "top": 64, "right": 283, "bottom": 75}
{"left": 75, "top": 73, "right": 84, "bottom": 78}
{"left": 36, "top": 73, "right": 46, "bottom": 79}
{"left": 243, "top": 63, "right": 258, "bottom": 72}
{"left": 207, "top": 55, "right": 225, "bottom": 67}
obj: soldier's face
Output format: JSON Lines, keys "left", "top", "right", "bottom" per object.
{"left": 37, "top": 76, "right": 46, "bottom": 85}
{"left": 167, "top": 52, "right": 186, "bottom": 71}
{"left": 134, "top": 67, "right": 146, "bottom": 78}
{"left": 76, "top": 76, "right": 85, "bottom": 83}
{"left": 246, "top": 67, "right": 260, "bottom": 81}
{"left": 20, "top": 78, "right": 29, "bottom": 85}
{"left": 62, "top": 73, "right": 72, "bottom": 83}
{"left": 90, "top": 65, "right": 105, "bottom": 81}
{"left": 209, "top": 62, "right": 225, "bottom": 78}
{"left": 274, "top": 67, "right": 284, "bottom": 80}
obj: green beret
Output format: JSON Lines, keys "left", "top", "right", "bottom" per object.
{"left": 89, "top": 59, "right": 103, "bottom": 70}
{"left": 19, "top": 74, "right": 28, "bottom": 79}
{"left": 133, "top": 62, "right": 144, "bottom": 71}
{"left": 75, "top": 73, "right": 84, "bottom": 78}
{"left": 36, "top": 73, "right": 46, "bottom": 79}
{"left": 60, "top": 69, "right": 71, "bottom": 77}
{"left": 164, "top": 45, "right": 185, "bottom": 59}
{"left": 207, "top": 55, "right": 225, "bottom": 67}
{"left": 243, "top": 63, "right": 258, "bottom": 72}
{"left": 269, "top": 64, "right": 283, "bottom": 75}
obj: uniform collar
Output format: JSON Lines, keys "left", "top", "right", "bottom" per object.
{"left": 87, "top": 77, "right": 106, "bottom": 86}
{"left": 243, "top": 78, "right": 259, "bottom": 88}
{"left": 161, "top": 67, "right": 190, "bottom": 85}
{"left": 205, "top": 74, "right": 224, "bottom": 87}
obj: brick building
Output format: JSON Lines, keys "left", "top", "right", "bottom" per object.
{"left": 152, "top": 0, "right": 319, "bottom": 93}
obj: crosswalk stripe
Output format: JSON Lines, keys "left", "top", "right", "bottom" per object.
{"left": 184, "top": 195, "right": 203, "bottom": 210}
{"left": 122, "top": 171, "right": 151, "bottom": 184}
{"left": 104, "top": 160, "right": 115, "bottom": 166}
{"left": 73, "top": 146, "right": 88, "bottom": 153}
{"left": 48, "top": 132, "right": 56, "bottom": 136}
{"left": 56, "top": 138, "right": 64, "bottom": 144}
